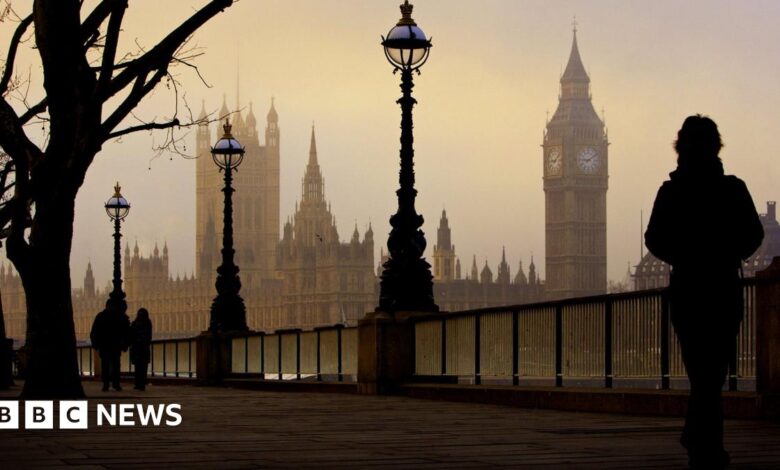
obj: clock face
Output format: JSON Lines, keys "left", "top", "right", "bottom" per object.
{"left": 577, "top": 147, "right": 600, "bottom": 174}
{"left": 547, "top": 148, "right": 562, "bottom": 176}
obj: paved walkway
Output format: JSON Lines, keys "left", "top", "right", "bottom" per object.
{"left": 2, "top": 381, "right": 780, "bottom": 468}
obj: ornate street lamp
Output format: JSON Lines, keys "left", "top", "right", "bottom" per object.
{"left": 377, "top": 0, "right": 438, "bottom": 313}
{"left": 105, "top": 182, "right": 130, "bottom": 313}
{"left": 209, "top": 119, "right": 248, "bottom": 332}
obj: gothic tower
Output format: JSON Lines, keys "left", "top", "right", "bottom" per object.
{"left": 433, "top": 209, "right": 456, "bottom": 281}
{"left": 543, "top": 26, "right": 608, "bottom": 299}
{"left": 195, "top": 95, "right": 280, "bottom": 283}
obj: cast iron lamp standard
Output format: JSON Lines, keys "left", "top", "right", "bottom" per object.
{"left": 378, "top": 0, "right": 438, "bottom": 313}
{"left": 209, "top": 119, "right": 248, "bottom": 332}
{"left": 104, "top": 183, "right": 130, "bottom": 314}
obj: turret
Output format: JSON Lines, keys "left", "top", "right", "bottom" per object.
{"left": 514, "top": 260, "right": 528, "bottom": 285}
{"left": 470, "top": 255, "right": 478, "bottom": 281}
{"left": 496, "top": 247, "right": 510, "bottom": 284}
{"left": 84, "top": 262, "right": 95, "bottom": 297}
{"left": 480, "top": 260, "right": 493, "bottom": 284}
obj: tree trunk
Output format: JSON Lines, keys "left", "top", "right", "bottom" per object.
{"left": 10, "top": 194, "right": 84, "bottom": 398}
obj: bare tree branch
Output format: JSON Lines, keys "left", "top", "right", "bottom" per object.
{"left": 96, "top": 0, "right": 127, "bottom": 96}
{"left": 107, "top": 118, "right": 180, "bottom": 139}
{"left": 0, "top": 13, "right": 33, "bottom": 95}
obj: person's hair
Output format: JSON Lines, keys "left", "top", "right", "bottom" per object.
{"left": 674, "top": 114, "right": 724, "bottom": 172}
{"left": 137, "top": 308, "right": 149, "bottom": 319}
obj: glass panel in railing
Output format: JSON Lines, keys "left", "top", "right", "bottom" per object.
{"left": 341, "top": 328, "right": 357, "bottom": 376}
{"left": 151, "top": 343, "right": 164, "bottom": 376}
{"left": 480, "top": 312, "right": 512, "bottom": 378}
{"left": 280, "top": 334, "right": 297, "bottom": 377}
{"left": 165, "top": 342, "right": 177, "bottom": 375}
{"left": 446, "top": 316, "right": 475, "bottom": 377}
{"left": 612, "top": 295, "right": 662, "bottom": 379}
{"left": 299, "top": 332, "right": 317, "bottom": 376}
{"left": 519, "top": 307, "right": 555, "bottom": 378}
{"left": 562, "top": 302, "right": 605, "bottom": 379}
{"left": 263, "top": 335, "right": 279, "bottom": 376}
{"left": 738, "top": 283, "right": 756, "bottom": 380}
{"left": 414, "top": 320, "right": 442, "bottom": 376}
{"left": 231, "top": 336, "right": 247, "bottom": 373}
{"left": 120, "top": 350, "right": 132, "bottom": 374}
{"left": 319, "top": 330, "right": 338, "bottom": 376}
{"left": 247, "top": 336, "right": 262, "bottom": 373}
{"left": 177, "top": 341, "right": 190, "bottom": 376}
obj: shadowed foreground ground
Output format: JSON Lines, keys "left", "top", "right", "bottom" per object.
{"left": 2, "top": 381, "right": 780, "bottom": 469}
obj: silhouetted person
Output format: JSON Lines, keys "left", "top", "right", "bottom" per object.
{"left": 645, "top": 115, "right": 763, "bottom": 469}
{"left": 130, "top": 308, "right": 152, "bottom": 391}
{"left": 90, "top": 301, "right": 130, "bottom": 392}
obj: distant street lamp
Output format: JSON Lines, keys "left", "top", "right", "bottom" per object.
{"left": 105, "top": 182, "right": 130, "bottom": 313}
{"left": 209, "top": 119, "right": 248, "bottom": 332}
{"left": 377, "top": 0, "right": 438, "bottom": 313}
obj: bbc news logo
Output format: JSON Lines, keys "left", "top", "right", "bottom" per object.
{"left": 0, "top": 401, "right": 182, "bottom": 429}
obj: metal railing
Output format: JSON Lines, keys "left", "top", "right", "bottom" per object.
{"left": 75, "top": 337, "right": 197, "bottom": 378}
{"left": 229, "top": 325, "right": 357, "bottom": 382}
{"left": 413, "top": 280, "right": 759, "bottom": 391}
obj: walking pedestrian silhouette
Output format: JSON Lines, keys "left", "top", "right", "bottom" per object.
{"left": 645, "top": 115, "right": 764, "bottom": 469}
{"left": 130, "top": 308, "right": 152, "bottom": 391}
{"left": 90, "top": 301, "right": 130, "bottom": 392}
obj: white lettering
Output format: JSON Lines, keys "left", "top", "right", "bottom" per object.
{"left": 119, "top": 404, "right": 135, "bottom": 426}
{"left": 136, "top": 404, "right": 165, "bottom": 426}
{"left": 165, "top": 404, "right": 182, "bottom": 427}
{"left": 97, "top": 404, "right": 116, "bottom": 426}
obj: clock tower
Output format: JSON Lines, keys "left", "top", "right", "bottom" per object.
{"left": 543, "top": 26, "right": 608, "bottom": 300}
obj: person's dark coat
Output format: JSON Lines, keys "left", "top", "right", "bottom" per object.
{"left": 130, "top": 311, "right": 152, "bottom": 366}
{"left": 90, "top": 309, "right": 131, "bottom": 354}
{"left": 645, "top": 166, "right": 764, "bottom": 298}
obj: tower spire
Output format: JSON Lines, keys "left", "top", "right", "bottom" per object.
{"left": 309, "top": 124, "right": 318, "bottom": 166}
{"left": 561, "top": 23, "right": 590, "bottom": 86}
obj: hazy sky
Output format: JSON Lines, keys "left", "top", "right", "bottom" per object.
{"left": 4, "top": 0, "right": 780, "bottom": 290}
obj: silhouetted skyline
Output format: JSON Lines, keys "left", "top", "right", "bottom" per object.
{"left": 2, "top": 1, "right": 777, "bottom": 289}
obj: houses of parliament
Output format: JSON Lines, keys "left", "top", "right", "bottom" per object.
{"left": 2, "top": 28, "right": 610, "bottom": 341}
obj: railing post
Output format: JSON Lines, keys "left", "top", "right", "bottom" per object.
{"left": 162, "top": 343, "right": 167, "bottom": 377}
{"left": 245, "top": 335, "right": 249, "bottom": 374}
{"left": 260, "top": 334, "right": 265, "bottom": 379}
{"left": 512, "top": 310, "right": 519, "bottom": 386}
{"left": 661, "top": 291, "right": 671, "bottom": 390}
{"left": 605, "top": 299, "right": 613, "bottom": 389}
{"left": 441, "top": 318, "right": 447, "bottom": 376}
{"left": 337, "top": 326, "right": 343, "bottom": 382}
{"left": 296, "top": 330, "right": 301, "bottom": 380}
{"left": 277, "top": 334, "right": 283, "bottom": 381}
{"left": 149, "top": 344, "right": 153, "bottom": 377}
{"left": 316, "top": 329, "right": 322, "bottom": 382}
{"left": 175, "top": 341, "right": 180, "bottom": 377}
{"left": 555, "top": 305, "right": 563, "bottom": 387}
{"left": 188, "top": 340, "right": 193, "bottom": 378}
{"left": 474, "top": 313, "right": 481, "bottom": 385}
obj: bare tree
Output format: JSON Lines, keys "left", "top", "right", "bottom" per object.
{"left": 0, "top": 0, "right": 235, "bottom": 398}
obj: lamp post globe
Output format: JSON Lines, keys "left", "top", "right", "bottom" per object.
{"left": 382, "top": 1, "right": 431, "bottom": 72}
{"left": 209, "top": 119, "right": 248, "bottom": 332}
{"left": 377, "top": 0, "right": 438, "bottom": 313}
{"left": 104, "top": 182, "right": 130, "bottom": 313}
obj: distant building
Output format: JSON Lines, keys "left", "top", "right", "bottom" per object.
{"left": 276, "top": 127, "right": 376, "bottom": 328}
{"left": 415, "top": 210, "right": 543, "bottom": 311}
{"left": 543, "top": 26, "right": 609, "bottom": 300}
{"left": 634, "top": 201, "right": 780, "bottom": 289}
